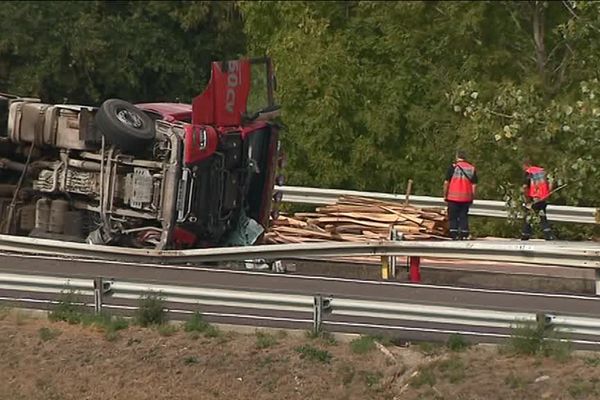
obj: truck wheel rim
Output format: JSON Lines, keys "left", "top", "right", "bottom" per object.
{"left": 116, "top": 108, "right": 143, "bottom": 129}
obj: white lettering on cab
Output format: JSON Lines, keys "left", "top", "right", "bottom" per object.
{"left": 225, "top": 61, "right": 240, "bottom": 114}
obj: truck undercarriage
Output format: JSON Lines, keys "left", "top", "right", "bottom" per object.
{"left": 0, "top": 57, "right": 282, "bottom": 250}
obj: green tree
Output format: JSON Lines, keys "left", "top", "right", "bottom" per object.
{"left": 0, "top": 1, "right": 246, "bottom": 104}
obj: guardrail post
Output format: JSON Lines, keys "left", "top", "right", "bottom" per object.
{"left": 93, "top": 277, "right": 103, "bottom": 314}
{"left": 595, "top": 270, "right": 600, "bottom": 296}
{"left": 536, "top": 313, "right": 554, "bottom": 332}
{"left": 381, "top": 228, "right": 401, "bottom": 280}
{"left": 408, "top": 256, "right": 421, "bottom": 283}
{"left": 313, "top": 295, "right": 332, "bottom": 335}
{"left": 380, "top": 257, "right": 390, "bottom": 280}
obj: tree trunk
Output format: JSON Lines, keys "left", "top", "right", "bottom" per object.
{"left": 531, "top": 1, "right": 548, "bottom": 92}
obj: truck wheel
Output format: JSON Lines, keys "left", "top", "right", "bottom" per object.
{"left": 95, "top": 99, "right": 155, "bottom": 152}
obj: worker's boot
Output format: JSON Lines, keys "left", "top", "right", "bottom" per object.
{"left": 543, "top": 229, "right": 556, "bottom": 241}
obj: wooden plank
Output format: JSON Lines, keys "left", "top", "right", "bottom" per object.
{"left": 272, "top": 217, "right": 308, "bottom": 227}
{"left": 308, "top": 217, "right": 391, "bottom": 228}
{"left": 325, "top": 212, "right": 407, "bottom": 223}
{"left": 294, "top": 213, "right": 326, "bottom": 218}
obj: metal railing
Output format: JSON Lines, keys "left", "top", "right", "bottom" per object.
{"left": 276, "top": 185, "right": 599, "bottom": 224}
{"left": 1, "top": 272, "right": 600, "bottom": 344}
{"left": 0, "top": 234, "right": 598, "bottom": 269}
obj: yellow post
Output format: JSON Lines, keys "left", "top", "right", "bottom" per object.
{"left": 381, "top": 256, "right": 389, "bottom": 280}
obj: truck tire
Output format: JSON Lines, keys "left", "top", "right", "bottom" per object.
{"left": 95, "top": 99, "right": 155, "bottom": 152}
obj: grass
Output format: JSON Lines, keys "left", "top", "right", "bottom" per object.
{"left": 38, "top": 327, "right": 61, "bottom": 342}
{"left": 305, "top": 329, "right": 337, "bottom": 346}
{"left": 157, "top": 324, "right": 178, "bottom": 337}
{"left": 46, "top": 290, "right": 130, "bottom": 341}
{"left": 416, "top": 342, "right": 443, "bottom": 356}
{"left": 350, "top": 335, "right": 377, "bottom": 355}
{"left": 204, "top": 324, "right": 222, "bottom": 338}
{"left": 183, "top": 356, "right": 200, "bottom": 365}
{"left": 585, "top": 356, "right": 600, "bottom": 367}
{"left": 338, "top": 364, "right": 356, "bottom": 386}
{"left": 255, "top": 331, "right": 278, "bottom": 349}
{"left": 295, "top": 344, "right": 333, "bottom": 364}
{"left": 504, "top": 371, "right": 526, "bottom": 389}
{"left": 410, "top": 367, "right": 437, "bottom": 388}
{"left": 0, "top": 305, "right": 8, "bottom": 320}
{"left": 277, "top": 330, "right": 288, "bottom": 339}
{"left": 15, "top": 311, "right": 30, "bottom": 326}
{"left": 446, "top": 333, "right": 470, "bottom": 352}
{"left": 568, "top": 378, "right": 596, "bottom": 399}
{"left": 135, "top": 292, "right": 166, "bottom": 327}
{"left": 437, "top": 356, "right": 466, "bottom": 383}
{"left": 257, "top": 355, "right": 276, "bottom": 368}
{"left": 507, "top": 321, "right": 572, "bottom": 361}
{"left": 363, "top": 371, "right": 383, "bottom": 388}
{"left": 183, "top": 311, "right": 221, "bottom": 338}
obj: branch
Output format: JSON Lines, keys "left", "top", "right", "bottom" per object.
{"left": 562, "top": 0, "right": 579, "bottom": 19}
{"left": 489, "top": 110, "right": 516, "bottom": 119}
{"left": 434, "top": 6, "right": 447, "bottom": 16}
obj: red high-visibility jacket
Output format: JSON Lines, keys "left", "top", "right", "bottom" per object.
{"left": 447, "top": 161, "right": 476, "bottom": 203}
{"left": 525, "top": 166, "right": 550, "bottom": 200}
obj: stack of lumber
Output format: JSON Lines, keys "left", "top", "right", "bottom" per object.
{"left": 265, "top": 195, "right": 449, "bottom": 244}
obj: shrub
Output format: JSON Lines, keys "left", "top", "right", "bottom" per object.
{"left": 49, "top": 288, "right": 86, "bottom": 324}
{"left": 508, "top": 320, "right": 572, "bottom": 361}
{"left": 135, "top": 292, "right": 166, "bottom": 327}
{"left": 184, "top": 312, "right": 210, "bottom": 333}
{"left": 295, "top": 345, "right": 333, "bottom": 363}
{"left": 446, "top": 333, "right": 470, "bottom": 352}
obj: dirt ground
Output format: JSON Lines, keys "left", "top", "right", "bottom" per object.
{"left": 0, "top": 309, "right": 599, "bottom": 400}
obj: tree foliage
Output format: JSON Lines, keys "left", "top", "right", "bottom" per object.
{"left": 240, "top": 1, "right": 599, "bottom": 213}
{"left": 0, "top": 1, "right": 246, "bottom": 104}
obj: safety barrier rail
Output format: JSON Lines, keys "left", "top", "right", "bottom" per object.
{"left": 276, "top": 185, "right": 599, "bottom": 224}
{"left": 0, "top": 234, "right": 598, "bottom": 269}
{"left": 1, "top": 272, "right": 600, "bottom": 345}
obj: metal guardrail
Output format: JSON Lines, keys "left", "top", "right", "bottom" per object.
{"left": 0, "top": 234, "right": 598, "bottom": 269}
{"left": 1, "top": 272, "right": 600, "bottom": 344}
{"left": 276, "top": 185, "right": 599, "bottom": 224}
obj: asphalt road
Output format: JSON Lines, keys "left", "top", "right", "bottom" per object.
{"left": 0, "top": 252, "right": 598, "bottom": 318}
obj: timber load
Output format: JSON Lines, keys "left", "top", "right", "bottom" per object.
{"left": 265, "top": 195, "right": 449, "bottom": 244}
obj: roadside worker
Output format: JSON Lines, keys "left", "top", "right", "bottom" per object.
{"left": 521, "top": 158, "right": 555, "bottom": 241}
{"left": 443, "top": 150, "right": 478, "bottom": 240}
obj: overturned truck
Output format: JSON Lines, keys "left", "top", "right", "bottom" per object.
{"left": 0, "top": 57, "right": 283, "bottom": 250}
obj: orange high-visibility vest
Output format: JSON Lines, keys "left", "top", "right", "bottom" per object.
{"left": 447, "top": 161, "right": 475, "bottom": 203}
{"left": 525, "top": 166, "right": 550, "bottom": 200}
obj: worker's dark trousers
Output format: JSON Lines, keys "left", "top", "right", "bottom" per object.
{"left": 447, "top": 201, "right": 471, "bottom": 240}
{"left": 522, "top": 201, "right": 554, "bottom": 240}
